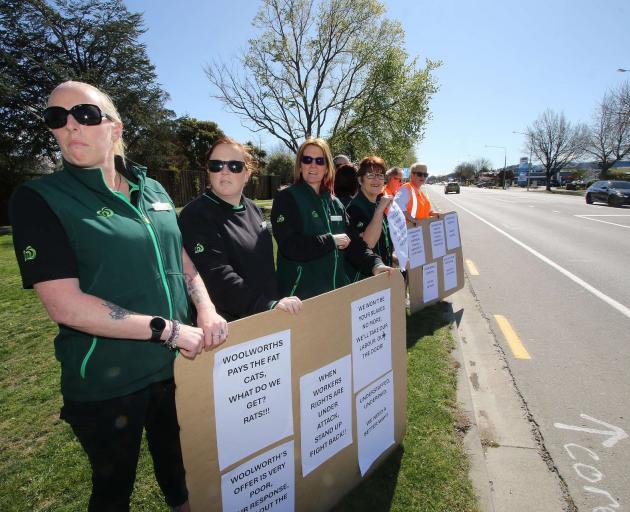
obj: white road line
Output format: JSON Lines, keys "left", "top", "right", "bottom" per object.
{"left": 574, "top": 215, "right": 630, "bottom": 230}
{"left": 441, "top": 196, "right": 630, "bottom": 320}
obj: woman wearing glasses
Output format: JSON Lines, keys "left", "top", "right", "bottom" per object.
{"left": 178, "top": 137, "right": 302, "bottom": 320}
{"left": 394, "top": 162, "right": 441, "bottom": 224}
{"left": 346, "top": 156, "right": 394, "bottom": 280}
{"left": 271, "top": 138, "right": 390, "bottom": 300}
{"left": 9, "top": 81, "right": 227, "bottom": 512}
{"left": 383, "top": 167, "right": 403, "bottom": 198}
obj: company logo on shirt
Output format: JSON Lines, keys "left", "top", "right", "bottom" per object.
{"left": 276, "top": 215, "right": 285, "bottom": 223}
{"left": 23, "top": 245, "right": 37, "bottom": 262}
{"left": 195, "top": 243, "right": 204, "bottom": 254}
{"left": 96, "top": 207, "right": 114, "bottom": 218}
{"left": 311, "top": 211, "right": 319, "bottom": 218}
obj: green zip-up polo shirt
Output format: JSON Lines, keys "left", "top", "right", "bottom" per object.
{"left": 10, "top": 159, "right": 190, "bottom": 401}
{"left": 272, "top": 181, "right": 381, "bottom": 299}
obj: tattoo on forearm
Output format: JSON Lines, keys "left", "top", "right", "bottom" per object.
{"left": 184, "top": 271, "right": 209, "bottom": 306}
{"left": 104, "top": 301, "right": 132, "bottom": 320}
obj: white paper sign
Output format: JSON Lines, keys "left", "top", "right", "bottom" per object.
{"left": 429, "top": 220, "right": 446, "bottom": 259}
{"left": 422, "top": 262, "right": 439, "bottom": 303}
{"left": 407, "top": 226, "right": 426, "bottom": 269}
{"left": 221, "top": 441, "right": 295, "bottom": 512}
{"left": 386, "top": 201, "right": 408, "bottom": 270}
{"left": 214, "top": 330, "right": 293, "bottom": 470}
{"left": 443, "top": 253, "right": 457, "bottom": 291}
{"left": 351, "top": 289, "right": 392, "bottom": 392}
{"left": 444, "top": 213, "right": 461, "bottom": 250}
{"left": 356, "top": 372, "right": 395, "bottom": 476}
{"left": 299, "top": 356, "right": 352, "bottom": 476}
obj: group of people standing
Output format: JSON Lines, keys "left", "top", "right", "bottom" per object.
{"left": 9, "top": 80, "right": 438, "bottom": 511}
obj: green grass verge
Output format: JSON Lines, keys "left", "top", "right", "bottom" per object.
{"left": 1, "top": 234, "right": 477, "bottom": 511}
{"left": 333, "top": 302, "right": 479, "bottom": 511}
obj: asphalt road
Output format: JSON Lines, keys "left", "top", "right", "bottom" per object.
{"left": 425, "top": 184, "right": 630, "bottom": 511}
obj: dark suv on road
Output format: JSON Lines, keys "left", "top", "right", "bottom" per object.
{"left": 445, "top": 181, "right": 460, "bottom": 194}
{"left": 585, "top": 180, "right": 630, "bottom": 207}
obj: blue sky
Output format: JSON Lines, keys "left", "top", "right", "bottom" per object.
{"left": 125, "top": 0, "right": 630, "bottom": 175}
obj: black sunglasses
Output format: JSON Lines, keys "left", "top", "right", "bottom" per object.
{"left": 208, "top": 160, "right": 246, "bottom": 173}
{"left": 412, "top": 171, "right": 428, "bottom": 177}
{"left": 43, "top": 104, "right": 113, "bottom": 129}
{"left": 301, "top": 155, "right": 326, "bottom": 166}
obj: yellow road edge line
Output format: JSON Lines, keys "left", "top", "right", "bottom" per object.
{"left": 465, "top": 259, "right": 480, "bottom": 275}
{"left": 494, "top": 315, "right": 531, "bottom": 360}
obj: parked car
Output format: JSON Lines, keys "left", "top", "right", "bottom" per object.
{"left": 566, "top": 179, "right": 587, "bottom": 190}
{"left": 585, "top": 180, "right": 630, "bottom": 207}
{"left": 444, "top": 181, "right": 460, "bottom": 194}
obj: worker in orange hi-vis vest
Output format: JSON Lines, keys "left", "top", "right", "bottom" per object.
{"left": 382, "top": 167, "right": 403, "bottom": 198}
{"left": 394, "top": 162, "right": 441, "bottom": 225}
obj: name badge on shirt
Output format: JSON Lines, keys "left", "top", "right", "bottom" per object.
{"left": 151, "top": 202, "right": 172, "bottom": 211}
{"left": 330, "top": 215, "right": 343, "bottom": 222}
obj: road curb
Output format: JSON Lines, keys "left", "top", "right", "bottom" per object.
{"left": 447, "top": 278, "right": 571, "bottom": 512}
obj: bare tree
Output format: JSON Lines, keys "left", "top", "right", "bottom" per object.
{"left": 526, "top": 110, "right": 588, "bottom": 191}
{"left": 585, "top": 81, "right": 630, "bottom": 178}
{"left": 453, "top": 162, "right": 475, "bottom": 182}
{"left": 473, "top": 157, "right": 492, "bottom": 179}
{"left": 205, "top": 0, "right": 436, "bottom": 153}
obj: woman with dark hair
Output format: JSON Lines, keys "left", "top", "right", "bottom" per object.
{"left": 346, "top": 156, "right": 394, "bottom": 280}
{"left": 271, "top": 138, "right": 391, "bottom": 299}
{"left": 178, "top": 137, "right": 301, "bottom": 320}
{"left": 9, "top": 80, "right": 227, "bottom": 512}
{"left": 333, "top": 163, "right": 359, "bottom": 207}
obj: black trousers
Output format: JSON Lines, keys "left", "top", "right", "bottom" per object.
{"left": 60, "top": 379, "right": 188, "bottom": 512}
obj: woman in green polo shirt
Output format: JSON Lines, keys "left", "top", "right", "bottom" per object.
{"left": 9, "top": 80, "right": 227, "bottom": 512}
{"left": 346, "top": 155, "right": 395, "bottom": 280}
{"left": 271, "top": 137, "right": 391, "bottom": 300}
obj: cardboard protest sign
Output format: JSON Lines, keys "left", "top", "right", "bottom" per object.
{"left": 407, "top": 212, "right": 465, "bottom": 313}
{"left": 174, "top": 272, "right": 406, "bottom": 512}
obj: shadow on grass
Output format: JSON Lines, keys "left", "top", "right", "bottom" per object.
{"left": 331, "top": 445, "right": 404, "bottom": 512}
{"left": 405, "top": 301, "right": 451, "bottom": 349}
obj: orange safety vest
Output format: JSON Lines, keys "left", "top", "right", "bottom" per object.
{"left": 382, "top": 183, "right": 399, "bottom": 198}
{"left": 400, "top": 183, "right": 431, "bottom": 219}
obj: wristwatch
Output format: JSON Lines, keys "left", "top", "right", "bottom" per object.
{"left": 149, "top": 317, "right": 167, "bottom": 342}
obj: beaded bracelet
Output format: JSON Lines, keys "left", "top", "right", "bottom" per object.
{"left": 165, "top": 319, "right": 180, "bottom": 350}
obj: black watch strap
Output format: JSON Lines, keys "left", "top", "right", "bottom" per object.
{"left": 149, "top": 316, "right": 167, "bottom": 342}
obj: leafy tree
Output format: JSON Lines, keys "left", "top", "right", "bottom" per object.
{"left": 0, "top": 0, "right": 172, "bottom": 172}
{"left": 266, "top": 151, "right": 294, "bottom": 184}
{"left": 206, "top": 0, "right": 438, "bottom": 154}
{"left": 172, "top": 117, "right": 225, "bottom": 170}
{"left": 329, "top": 45, "right": 439, "bottom": 165}
{"left": 584, "top": 81, "right": 630, "bottom": 178}
{"left": 399, "top": 147, "right": 418, "bottom": 169}
{"left": 244, "top": 141, "right": 268, "bottom": 172}
{"left": 526, "top": 110, "right": 588, "bottom": 191}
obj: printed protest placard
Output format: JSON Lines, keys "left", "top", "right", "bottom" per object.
{"left": 407, "top": 226, "right": 426, "bottom": 269}
{"left": 386, "top": 201, "right": 408, "bottom": 270}
{"left": 356, "top": 372, "right": 395, "bottom": 476}
{"left": 221, "top": 441, "right": 295, "bottom": 512}
{"left": 214, "top": 330, "right": 293, "bottom": 470}
{"left": 443, "top": 253, "right": 457, "bottom": 291}
{"left": 351, "top": 289, "right": 392, "bottom": 392}
{"left": 300, "top": 356, "right": 352, "bottom": 476}
{"left": 422, "top": 262, "right": 439, "bottom": 303}
{"left": 444, "top": 213, "right": 461, "bottom": 250}
{"left": 429, "top": 220, "right": 446, "bottom": 259}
